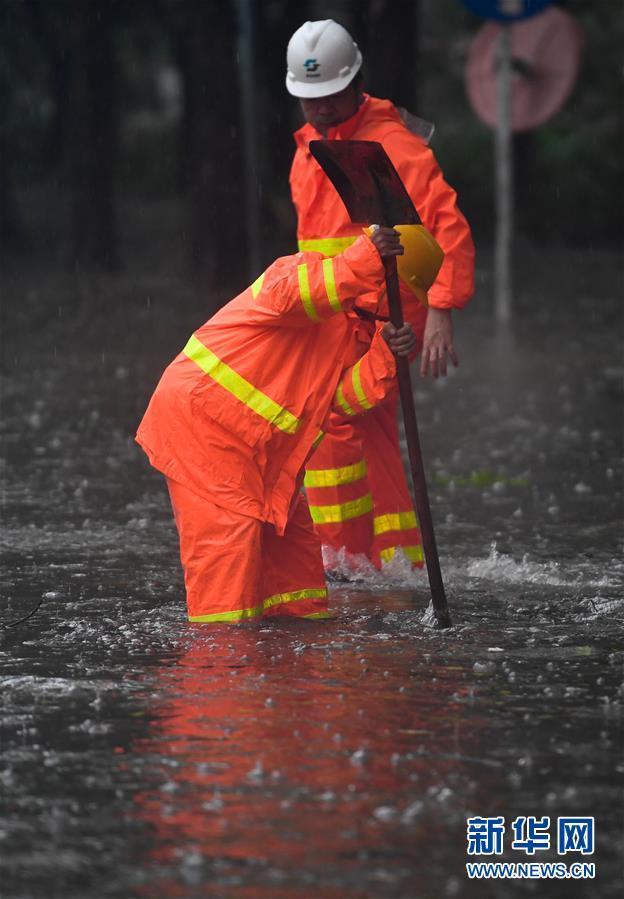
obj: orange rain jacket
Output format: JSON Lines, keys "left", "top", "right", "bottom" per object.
{"left": 290, "top": 94, "right": 475, "bottom": 319}
{"left": 290, "top": 95, "right": 475, "bottom": 570}
{"left": 137, "top": 236, "right": 403, "bottom": 620}
{"left": 137, "top": 236, "right": 399, "bottom": 539}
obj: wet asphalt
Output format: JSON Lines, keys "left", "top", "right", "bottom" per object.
{"left": 1, "top": 246, "right": 622, "bottom": 898}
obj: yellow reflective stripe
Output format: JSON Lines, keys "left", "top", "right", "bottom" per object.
{"left": 298, "top": 237, "right": 357, "bottom": 257}
{"left": 304, "top": 611, "right": 334, "bottom": 619}
{"left": 263, "top": 586, "right": 327, "bottom": 610}
{"left": 250, "top": 272, "right": 265, "bottom": 298}
{"left": 189, "top": 606, "right": 262, "bottom": 623}
{"left": 183, "top": 334, "right": 301, "bottom": 435}
{"left": 311, "top": 429, "right": 325, "bottom": 450}
{"left": 304, "top": 459, "right": 367, "bottom": 488}
{"left": 374, "top": 510, "right": 419, "bottom": 535}
{"left": 335, "top": 382, "right": 356, "bottom": 416}
{"left": 309, "top": 493, "right": 373, "bottom": 524}
{"left": 380, "top": 545, "right": 425, "bottom": 564}
{"left": 322, "top": 258, "right": 342, "bottom": 313}
{"left": 297, "top": 263, "right": 320, "bottom": 322}
{"left": 188, "top": 587, "right": 327, "bottom": 623}
{"left": 351, "top": 360, "right": 373, "bottom": 410}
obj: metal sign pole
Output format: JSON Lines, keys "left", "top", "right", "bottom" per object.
{"left": 495, "top": 22, "right": 513, "bottom": 324}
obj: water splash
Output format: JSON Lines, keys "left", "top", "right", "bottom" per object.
{"left": 420, "top": 601, "right": 437, "bottom": 627}
{"left": 465, "top": 543, "right": 576, "bottom": 586}
{"left": 322, "top": 545, "right": 423, "bottom": 589}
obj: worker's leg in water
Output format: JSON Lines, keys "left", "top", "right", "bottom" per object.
{"left": 363, "top": 400, "right": 424, "bottom": 569}
{"left": 260, "top": 492, "right": 330, "bottom": 619}
{"left": 305, "top": 416, "right": 374, "bottom": 563}
{"left": 167, "top": 477, "right": 262, "bottom": 623}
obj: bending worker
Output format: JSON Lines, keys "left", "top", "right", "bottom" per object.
{"left": 136, "top": 226, "right": 442, "bottom": 624}
{"left": 286, "top": 20, "right": 475, "bottom": 572}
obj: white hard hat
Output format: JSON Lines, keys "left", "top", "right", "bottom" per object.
{"left": 286, "top": 20, "right": 362, "bottom": 99}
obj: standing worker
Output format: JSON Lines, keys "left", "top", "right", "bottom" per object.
{"left": 286, "top": 19, "right": 475, "bottom": 573}
{"left": 136, "top": 227, "right": 442, "bottom": 623}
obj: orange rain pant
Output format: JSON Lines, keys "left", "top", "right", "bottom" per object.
{"left": 305, "top": 398, "right": 424, "bottom": 570}
{"left": 167, "top": 479, "right": 330, "bottom": 623}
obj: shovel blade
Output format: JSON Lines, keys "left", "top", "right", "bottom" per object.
{"left": 309, "top": 140, "right": 421, "bottom": 227}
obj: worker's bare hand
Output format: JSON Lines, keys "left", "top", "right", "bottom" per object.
{"left": 420, "top": 307, "right": 458, "bottom": 378}
{"left": 382, "top": 322, "right": 416, "bottom": 357}
{"left": 369, "top": 225, "right": 404, "bottom": 260}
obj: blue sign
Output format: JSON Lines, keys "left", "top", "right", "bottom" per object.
{"left": 460, "top": 0, "right": 553, "bottom": 21}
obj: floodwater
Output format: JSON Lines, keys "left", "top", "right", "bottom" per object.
{"left": 1, "top": 248, "right": 623, "bottom": 898}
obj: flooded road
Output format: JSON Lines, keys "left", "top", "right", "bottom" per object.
{"left": 1, "top": 248, "right": 622, "bottom": 897}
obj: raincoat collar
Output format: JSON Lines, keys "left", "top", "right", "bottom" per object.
{"left": 293, "top": 94, "right": 403, "bottom": 149}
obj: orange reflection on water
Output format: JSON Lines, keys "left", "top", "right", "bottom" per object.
{"left": 129, "top": 610, "right": 483, "bottom": 895}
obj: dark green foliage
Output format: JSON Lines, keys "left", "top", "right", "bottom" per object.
{"left": 1, "top": 0, "right": 621, "bottom": 276}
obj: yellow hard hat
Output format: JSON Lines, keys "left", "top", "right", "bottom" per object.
{"left": 364, "top": 224, "right": 444, "bottom": 306}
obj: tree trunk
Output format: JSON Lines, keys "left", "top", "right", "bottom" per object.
{"left": 255, "top": 0, "right": 310, "bottom": 254}
{"left": 66, "top": 0, "right": 118, "bottom": 270}
{"left": 24, "top": 0, "right": 71, "bottom": 168}
{"left": 0, "top": 141, "right": 28, "bottom": 257}
{"left": 0, "top": 72, "right": 27, "bottom": 255}
{"left": 183, "top": 0, "right": 242, "bottom": 297}
{"left": 365, "top": 0, "right": 421, "bottom": 112}
{"left": 0, "top": 3, "right": 29, "bottom": 255}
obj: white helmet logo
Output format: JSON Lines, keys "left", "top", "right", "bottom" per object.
{"left": 304, "top": 58, "right": 321, "bottom": 78}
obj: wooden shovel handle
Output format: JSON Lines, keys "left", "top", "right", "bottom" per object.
{"left": 383, "top": 257, "right": 451, "bottom": 627}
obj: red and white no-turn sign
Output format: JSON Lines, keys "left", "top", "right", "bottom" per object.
{"left": 467, "top": 7, "right": 584, "bottom": 131}
{"left": 461, "top": 0, "right": 582, "bottom": 324}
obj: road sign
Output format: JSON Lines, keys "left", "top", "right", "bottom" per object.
{"left": 462, "top": 1, "right": 580, "bottom": 325}
{"left": 460, "top": 0, "right": 553, "bottom": 21}
{"left": 466, "top": 7, "right": 584, "bottom": 131}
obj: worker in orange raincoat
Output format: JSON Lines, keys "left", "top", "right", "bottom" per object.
{"left": 136, "top": 227, "right": 429, "bottom": 624}
{"left": 286, "top": 20, "right": 475, "bottom": 572}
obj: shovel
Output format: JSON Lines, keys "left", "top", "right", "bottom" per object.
{"left": 309, "top": 139, "right": 452, "bottom": 628}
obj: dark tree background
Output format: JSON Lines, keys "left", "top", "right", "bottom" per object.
{"left": 0, "top": 0, "right": 622, "bottom": 309}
